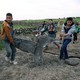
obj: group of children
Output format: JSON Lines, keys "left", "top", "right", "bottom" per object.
{"left": 41, "top": 18, "right": 77, "bottom": 60}
{"left": 41, "top": 19, "right": 60, "bottom": 50}
{"left": 0, "top": 13, "right": 78, "bottom": 65}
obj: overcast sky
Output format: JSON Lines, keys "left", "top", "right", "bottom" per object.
{"left": 0, "top": 0, "right": 80, "bottom": 20}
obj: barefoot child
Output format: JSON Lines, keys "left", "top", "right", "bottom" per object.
{"left": 1, "top": 13, "right": 17, "bottom": 64}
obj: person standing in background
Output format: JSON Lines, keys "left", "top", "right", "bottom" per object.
{"left": 73, "top": 22, "right": 79, "bottom": 43}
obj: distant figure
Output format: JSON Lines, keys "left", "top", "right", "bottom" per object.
{"left": 59, "top": 17, "right": 75, "bottom": 60}
{"left": 39, "top": 21, "right": 47, "bottom": 33}
{"left": 32, "top": 21, "right": 47, "bottom": 37}
{"left": 1, "top": 13, "right": 17, "bottom": 65}
{"left": 58, "top": 18, "right": 61, "bottom": 27}
{"left": 42, "top": 21, "right": 46, "bottom": 28}
{"left": 54, "top": 21, "right": 58, "bottom": 33}
{"left": 73, "top": 22, "right": 79, "bottom": 43}
{"left": 41, "top": 19, "right": 60, "bottom": 50}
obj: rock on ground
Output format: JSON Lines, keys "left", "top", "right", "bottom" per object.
{"left": 65, "top": 58, "right": 80, "bottom": 66}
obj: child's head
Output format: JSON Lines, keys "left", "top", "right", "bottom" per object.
{"left": 6, "top": 13, "right": 13, "bottom": 23}
{"left": 65, "top": 17, "right": 74, "bottom": 26}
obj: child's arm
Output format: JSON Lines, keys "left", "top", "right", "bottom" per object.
{"left": 63, "top": 25, "right": 75, "bottom": 37}
{"left": 67, "top": 25, "right": 75, "bottom": 36}
{"left": 41, "top": 26, "right": 48, "bottom": 35}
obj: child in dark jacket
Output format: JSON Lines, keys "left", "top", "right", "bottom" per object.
{"left": 59, "top": 17, "right": 75, "bottom": 60}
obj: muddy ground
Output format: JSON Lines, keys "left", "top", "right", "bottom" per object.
{"left": 0, "top": 34, "right": 80, "bottom": 80}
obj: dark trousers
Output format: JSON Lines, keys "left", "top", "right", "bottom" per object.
{"left": 73, "top": 32, "right": 77, "bottom": 42}
{"left": 4, "top": 40, "right": 16, "bottom": 61}
{"left": 59, "top": 39, "right": 71, "bottom": 60}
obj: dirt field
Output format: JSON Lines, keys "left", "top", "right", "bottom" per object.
{"left": 0, "top": 35, "right": 80, "bottom": 80}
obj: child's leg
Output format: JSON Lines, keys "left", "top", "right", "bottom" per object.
{"left": 59, "top": 39, "right": 65, "bottom": 59}
{"left": 4, "top": 41, "right": 12, "bottom": 58}
{"left": 60, "top": 49, "right": 64, "bottom": 59}
{"left": 10, "top": 44, "right": 16, "bottom": 61}
{"left": 59, "top": 45, "right": 65, "bottom": 59}
{"left": 73, "top": 33, "right": 77, "bottom": 43}
{"left": 73, "top": 33, "right": 75, "bottom": 42}
{"left": 75, "top": 33, "right": 77, "bottom": 41}
{"left": 44, "top": 36, "right": 52, "bottom": 50}
{"left": 61, "top": 39, "right": 71, "bottom": 59}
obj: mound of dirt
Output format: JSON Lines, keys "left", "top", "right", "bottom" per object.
{"left": 0, "top": 34, "right": 80, "bottom": 80}
{"left": 0, "top": 44, "right": 80, "bottom": 80}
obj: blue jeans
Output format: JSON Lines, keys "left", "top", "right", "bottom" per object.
{"left": 59, "top": 39, "right": 71, "bottom": 60}
{"left": 4, "top": 40, "right": 16, "bottom": 61}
